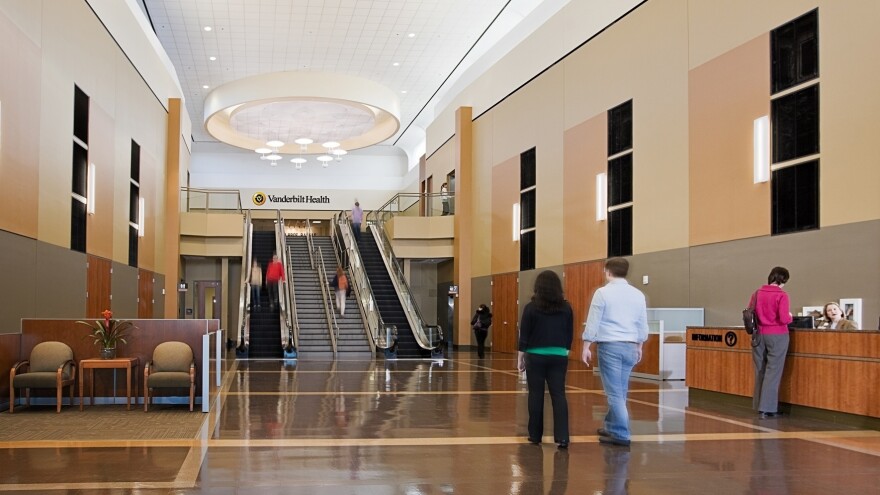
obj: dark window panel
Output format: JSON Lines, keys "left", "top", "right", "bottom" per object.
{"left": 73, "top": 85, "right": 89, "bottom": 144}
{"left": 128, "top": 225, "right": 139, "bottom": 268}
{"left": 608, "top": 100, "right": 633, "bottom": 156}
{"left": 130, "top": 140, "right": 141, "bottom": 181}
{"left": 72, "top": 143, "right": 88, "bottom": 197}
{"left": 520, "top": 189, "right": 536, "bottom": 230}
{"left": 130, "top": 184, "right": 140, "bottom": 224}
{"left": 608, "top": 206, "right": 633, "bottom": 258}
{"left": 772, "top": 160, "right": 819, "bottom": 235}
{"left": 520, "top": 230, "right": 536, "bottom": 272}
{"left": 771, "top": 9, "right": 819, "bottom": 94}
{"left": 520, "top": 148, "right": 536, "bottom": 190}
{"left": 608, "top": 153, "right": 633, "bottom": 206}
{"left": 772, "top": 85, "right": 819, "bottom": 163}
{"left": 70, "top": 198, "right": 87, "bottom": 253}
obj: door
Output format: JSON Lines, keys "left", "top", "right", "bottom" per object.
{"left": 195, "top": 280, "right": 222, "bottom": 320}
{"left": 564, "top": 260, "right": 606, "bottom": 362}
{"left": 491, "top": 272, "right": 519, "bottom": 353}
{"left": 138, "top": 269, "right": 154, "bottom": 318}
{"left": 86, "top": 255, "right": 112, "bottom": 318}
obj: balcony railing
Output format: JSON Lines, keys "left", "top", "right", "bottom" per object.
{"left": 181, "top": 187, "right": 242, "bottom": 213}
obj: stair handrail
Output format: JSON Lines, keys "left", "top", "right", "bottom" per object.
{"left": 333, "top": 211, "right": 396, "bottom": 351}
{"left": 315, "top": 246, "right": 340, "bottom": 355}
{"left": 365, "top": 191, "right": 446, "bottom": 226}
{"left": 237, "top": 210, "right": 253, "bottom": 350}
{"left": 368, "top": 221, "right": 443, "bottom": 351}
{"left": 276, "top": 211, "right": 299, "bottom": 352}
{"left": 306, "top": 220, "right": 337, "bottom": 355}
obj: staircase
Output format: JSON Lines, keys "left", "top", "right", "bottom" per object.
{"left": 286, "top": 236, "right": 333, "bottom": 357}
{"left": 313, "top": 236, "right": 372, "bottom": 357}
{"left": 249, "top": 231, "right": 282, "bottom": 358}
{"left": 358, "top": 227, "right": 426, "bottom": 358}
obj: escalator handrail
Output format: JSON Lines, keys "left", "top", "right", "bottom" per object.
{"left": 276, "top": 211, "right": 299, "bottom": 350}
{"left": 333, "top": 212, "right": 395, "bottom": 351}
{"left": 315, "top": 245, "right": 339, "bottom": 355}
{"left": 237, "top": 210, "right": 253, "bottom": 348}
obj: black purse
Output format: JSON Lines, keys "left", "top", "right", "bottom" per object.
{"left": 743, "top": 291, "right": 759, "bottom": 335}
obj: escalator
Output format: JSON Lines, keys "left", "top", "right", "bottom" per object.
{"left": 286, "top": 236, "right": 334, "bottom": 357}
{"left": 248, "top": 231, "right": 282, "bottom": 358}
{"left": 314, "top": 236, "right": 372, "bottom": 356}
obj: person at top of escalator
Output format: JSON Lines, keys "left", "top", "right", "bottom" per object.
{"left": 351, "top": 201, "right": 363, "bottom": 244}
{"left": 266, "top": 254, "right": 285, "bottom": 310}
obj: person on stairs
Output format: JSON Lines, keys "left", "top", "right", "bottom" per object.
{"left": 331, "top": 267, "right": 349, "bottom": 316}
{"left": 266, "top": 254, "right": 285, "bottom": 310}
{"left": 250, "top": 260, "right": 263, "bottom": 309}
{"left": 350, "top": 201, "right": 363, "bottom": 244}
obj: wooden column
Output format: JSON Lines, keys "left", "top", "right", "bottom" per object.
{"left": 453, "top": 107, "right": 473, "bottom": 346}
{"left": 163, "top": 99, "right": 183, "bottom": 318}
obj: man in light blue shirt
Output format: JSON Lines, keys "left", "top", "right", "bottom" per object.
{"left": 581, "top": 257, "right": 648, "bottom": 447}
{"left": 350, "top": 201, "right": 363, "bottom": 243}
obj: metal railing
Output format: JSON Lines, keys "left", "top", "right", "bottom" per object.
{"left": 275, "top": 210, "right": 299, "bottom": 353}
{"left": 181, "top": 187, "right": 242, "bottom": 213}
{"left": 306, "top": 222, "right": 338, "bottom": 356}
{"left": 369, "top": 192, "right": 450, "bottom": 226}
{"left": 332, "top": 212, "right": 397, "bottom": 351}
{"left": 367, "top": 222, "right": 444, "bottom": 351}
{"left": 236, "top": 210, "right": 253, "bottom": 351}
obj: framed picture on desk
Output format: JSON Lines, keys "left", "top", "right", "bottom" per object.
{"left": 839, "top": 298, "right": 862, "bottom": 329}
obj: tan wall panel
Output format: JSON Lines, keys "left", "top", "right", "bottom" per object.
{"left": 0, "top": 9, "right": 41, "bottom": 239}
{"left": 471, "top": 115, "right": 494, "bottom": 277}
{"left": 562, "top": 112, "right": 607, "bottom": 264}
{"left": 138, "top": 151, "right": 158, "bottom": 271}
{"left": 425, "top": 139, "right": 455, "bottom": 193}
{"left": 85, "top": 105, "right": 115, "bottom": 259}
{"left": 688, "top": 34, "right": 771, "bottom": 246}
{"left": 490, "top": 157, "right": 519, "bottom": 275}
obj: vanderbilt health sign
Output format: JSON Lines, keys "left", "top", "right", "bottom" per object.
{"left": 241, "top": 189, "right": 390, "bottom": 211}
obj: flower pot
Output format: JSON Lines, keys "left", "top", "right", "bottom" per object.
{"left": 100, "top": 347, "right": 117, "bottom": 360}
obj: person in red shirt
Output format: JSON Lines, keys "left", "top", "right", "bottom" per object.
{"left": 265, "top": 254, "right": 285, "bottom": 310}
{"left": 749, "top": 266, "right": 793, "bottom": 419}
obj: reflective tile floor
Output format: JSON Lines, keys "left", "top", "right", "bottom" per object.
{"left": 1, "top": 352, "right": 879, "bottom": 493}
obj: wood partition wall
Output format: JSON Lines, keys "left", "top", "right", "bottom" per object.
{"left": 10, "top": 319, "right": 220, "bottom": 402}
{"left": 86, "top": 255, "right": 112, "bottom": 318}
{"left": 564, "top": 260, "right": 605, "bottom": 362}
{"left": 491, "top": 273, "right": 519, "bottom": 353}
{"left": 687, "top": 327, "right": 880, "bottom": 418}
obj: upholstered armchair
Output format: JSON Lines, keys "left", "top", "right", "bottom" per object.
{"left": 10, "top": 341, "right": 77, "bottom": 413}
{"left": 144, "top": 341, "right": 196, "bottom": 412}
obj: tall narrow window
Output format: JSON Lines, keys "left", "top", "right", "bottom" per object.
{"left": 71, "top": 86, "right": 89, "bottom": 253}
{"left": 519, "top": 148, "right": 536, "bottom": 271}
{"left": 607, "top": 100, "right": 633, "bottom": 257}
{"left": 129, "top": 140, "right": 141, "bottom": 267}
{"left": 770, "top": 10, "right": 819, "bottom": 235}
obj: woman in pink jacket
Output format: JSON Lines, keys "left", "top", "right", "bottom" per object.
{"left": 749, "top": 266, "right": 793, "bottom": 419}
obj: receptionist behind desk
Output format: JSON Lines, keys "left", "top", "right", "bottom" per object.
{"left": 819, "top": 302, "right": 858, "bottom": 330}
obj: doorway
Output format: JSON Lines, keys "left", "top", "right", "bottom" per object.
{"left": 446, "top": 171, "right": 456, "bottom": 215}
{"left": 195, "top": 280, "right": 222, "bottom": 320}
{"left": 426, "top": 175, "right": 434, "bottom": 216}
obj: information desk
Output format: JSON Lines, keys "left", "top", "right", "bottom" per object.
{"left": 686, "top": 327, "right": 880, "bottom": 418}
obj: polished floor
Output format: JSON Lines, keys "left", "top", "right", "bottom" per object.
{"left": 1, "top": 352, "right": 879, "bottom": 493}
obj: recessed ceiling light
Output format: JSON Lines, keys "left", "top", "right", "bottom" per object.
{"left": 392, "top": 62, "right": 400, "bottom": 67}
{"left": 312, "top": 220, "right": 322, "bottom": 224}
{"left": 202, "top": 85, "right": 209, "bottom": 89}
{"left": 401, "top": 90, "right": 407, "bottom": 94}
{"left": 407, "top": 33, "right": 416, "bottom": 38}
{"left": 209, "top": 56, "right": 217, "bottom": 61}
{"left": 203, "top": 26, "right": 213, "bottom": 31}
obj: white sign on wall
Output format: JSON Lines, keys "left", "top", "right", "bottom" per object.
{"left": 240, "top": 188, "right": 393, "bottom": 211}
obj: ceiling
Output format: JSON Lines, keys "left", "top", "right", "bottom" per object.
{"left": 143, "top": 0, "right": 514, "bottom": 147}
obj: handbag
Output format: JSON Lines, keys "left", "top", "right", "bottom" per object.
{"left": 742, "top": 291, "right": 759, "bottom": 335}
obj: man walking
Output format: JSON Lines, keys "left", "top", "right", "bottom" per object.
{"left": 351, "top": 201, "right": 363, "bottom": 243}
{"left": 582, "top": 258, "right": 648, "bottom": 447}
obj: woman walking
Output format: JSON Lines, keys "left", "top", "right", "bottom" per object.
{"left": 517, "top": 270, "right": 574, "bottom": 448}
{"left": 470, "top": 304, "right": 493, "bottom": 358}
{"left": 331, "top": 267, "right": 349, "bottom": 316}
{"left": 749, "top": 266, "right": 793, "bottom": 419}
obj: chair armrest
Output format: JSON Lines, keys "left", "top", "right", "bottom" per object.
{"left": 189, "top": 362, "right": 196, "bottom": 384}
{"left": 144, "top": 360, "right": 153, "bottom": 379}
{"left": 11, "top": 360, "right": 29, "bottom": 374}
{"left": 58, "top": 359, "right": 76, "bottom": 381}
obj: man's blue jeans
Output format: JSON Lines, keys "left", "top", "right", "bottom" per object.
{"left": 597, "top": 342, "right": 639, "bottom": 440}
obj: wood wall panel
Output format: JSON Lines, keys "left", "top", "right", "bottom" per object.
{"left": 86, "top": 255, "right": 112, "bottom": 318}
{"left": 563, "top": 113, "right": 608, "bottom": 264}
{"left": 687, "top": 327, "right": 880, "bottom": 418}
{"left": 632, "top": 334, "right": 660, "bottom": 375}
{"left": 564, "top": 260, "right": 605, "bottom": 362}
{"left": 491, "top": 272, "right": 519, "bottom": 353}
{"left": 138, "top": 269, "right": 154, "bottom": 319}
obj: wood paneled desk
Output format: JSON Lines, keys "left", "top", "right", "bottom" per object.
{"left": 686, "top": 327, "right": 880, "bottom": 418}
{"left": 79, "top": 358, "right": 139, "bottom": 411}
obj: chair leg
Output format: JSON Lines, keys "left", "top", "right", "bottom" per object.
{"left": 25, "top": 389, "right": 30, "bottom": 408}
{"left": 57, "top": 385, "right": 62, "bottom": 413}
{"left": 9, "top": 388, "right": 14, "bottom": 414}
{"left": 69, "top": 383, "right": 74, "bottom": 406}
{"left": 189, "top": 384, "right": 195, "bottom": 412}
{"left": 144, "top": 387, "right": 149, "bottom": 412}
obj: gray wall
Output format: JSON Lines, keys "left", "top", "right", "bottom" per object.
{"left": 154, "top": 274, "right": 166, "bottom": 317}
{"left": 111, "top": 262, "right": 139, "bottom": 319}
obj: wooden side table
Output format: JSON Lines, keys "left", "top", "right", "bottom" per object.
{"left": 79, "top": 357, "right": 139, "bottom": 411}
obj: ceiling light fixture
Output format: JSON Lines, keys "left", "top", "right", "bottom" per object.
{"left": 255, "top": 147, "right": 272, "bottom": 154}
{"left": 317, "top": 155, "right": 333, "bottom": 168}
{"left": 331, "top": 149, "right": 347, "bottom": 161}
{"left": 407, "top": 33, "right": 416, "bottom": 38}
{"left": 265, "top": 154, "right": 282, "bottom": 161}
{"left": 209, "top": 56, "right": 217, "bottom": 61}
{"left": 392, "top": 62, "right": 400, "bottom": 67}
{"left": 401, "top": 90, "right": 407, "bottom": 94}
{"left": 294, "top": 137, "right": 313, "bottom": 152}
{"left": 322, "top": 141, "right": 340, "bottom": 149}
{"left": 203, "top": 26, "right": 213, "bottom": 31}
{"left": 202, "top": 85, "right": 209, "bottom": 89}
{"left": 266, "top": 140, "right": 284, "bottom": 148}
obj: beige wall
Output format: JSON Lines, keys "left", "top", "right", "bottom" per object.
{"left": 562, "top": 113, "right": 607, "bottom": 264}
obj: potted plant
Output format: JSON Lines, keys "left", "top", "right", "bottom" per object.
{"left": 78, "top": 310, "right": 135, "bottom": 359}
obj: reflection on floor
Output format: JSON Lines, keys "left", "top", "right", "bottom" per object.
{"left": 1, "top": 352, "right": 879, "bottom": 493}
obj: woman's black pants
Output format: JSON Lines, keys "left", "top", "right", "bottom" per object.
{"left": 525, "top": 353, "right": 569, "bottom": 443}
{"left": 474, "top": 329, "right": 488, "bottom": 358}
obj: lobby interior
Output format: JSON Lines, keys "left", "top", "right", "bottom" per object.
{"left": 1, "top": 0, "right": 879, "bottom": 493}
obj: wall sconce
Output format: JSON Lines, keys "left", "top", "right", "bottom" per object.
{"left": 137, "top": 197, "right": 145, "bottom": 237}
{"left": 512, "top": 203, "right": 520, "bottom": 241}
{"left": 87, "top": 163, "right": 96, "bottom": 215}
{"left": 596, "top": 173, "right": 607, "bottom": 221}
{"left": 753, "top": 115, "right": 770, "bottom": 183}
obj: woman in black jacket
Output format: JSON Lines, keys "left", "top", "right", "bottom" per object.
{"left": 517, "top": 270, "right": 574, "bottom": 449}
{"left": 470, "top": 304, "right": 493, "bottom": 358}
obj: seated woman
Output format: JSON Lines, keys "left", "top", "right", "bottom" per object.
{"left": 819, "top": 302, "right": 858, "bottom": 330}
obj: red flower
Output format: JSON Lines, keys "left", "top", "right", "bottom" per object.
{"left": 102, "top": 309, "right": 113, "bottom": 319}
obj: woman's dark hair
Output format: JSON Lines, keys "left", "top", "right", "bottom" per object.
{"left": 767, "top": 266, "right": 790, "bottom": 285}
{"left": 532, "top": 270, "right": 566, "bottom": 312}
